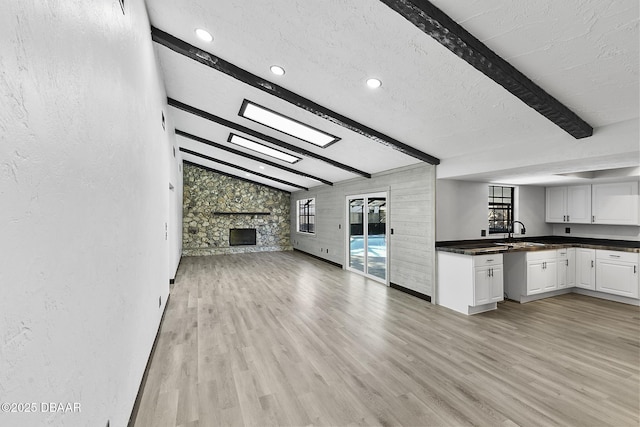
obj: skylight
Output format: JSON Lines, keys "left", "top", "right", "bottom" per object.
{"left": 239, "top": 100, "right": 339, "bottom": 148}
{"left": 227, "top": 133, "right": 300, "bottom": 164}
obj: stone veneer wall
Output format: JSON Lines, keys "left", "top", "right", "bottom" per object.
{"left": 183, "top": 164, "right": 292, "bottom": 256}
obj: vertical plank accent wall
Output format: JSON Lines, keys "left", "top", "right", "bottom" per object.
{"left": 290, "top": 164, "right": 436, "bottom": 297}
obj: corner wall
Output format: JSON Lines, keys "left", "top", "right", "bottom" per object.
{"left": 0, "top": 1, "right": 179, "bottom": 426}
{"left": 291, "top": 164, "right": 436, "bottom": 297}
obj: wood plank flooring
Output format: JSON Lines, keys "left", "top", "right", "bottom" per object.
{"left": 133, "top": 251, "right": 640, "bottom": 427}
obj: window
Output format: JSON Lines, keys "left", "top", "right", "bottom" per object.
{"left": 489, "top": 186, "right": 514, "bottom": 234}
{"left": 297, "top": 198, "right": 315, "bottom": 234}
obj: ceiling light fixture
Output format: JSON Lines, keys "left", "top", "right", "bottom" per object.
{"left": 366, "top": 78, "right": 382, "bottom": 89}
{"left": 270, "top": 65, "right": 285, "bottom": 76}
{"left": 228, "top": 133, "right": 301, "bottom": 164}
{"left": 239, "top": 100, "right": 339, "bottom": 148}
{"left": 194, "top": 28, "right": 213, "bottom": 42}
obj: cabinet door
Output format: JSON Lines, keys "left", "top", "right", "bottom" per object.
{"left": 527, "top": 261, "right": 546, "bottom": 295}
{"left": 566, "top": 249, "right": 576, "bottom": 288}
{"left": 490, "top": 266, "right": 504, "bottom": 302}
{"left": 596, "top": 260, "right": 639, "bottom": 298}
{"left": 575, "top": 249, "right": 596, "bottom": 290}
{"left": 566, "top": 185, "right": 591, "bottom": 223}
{"left": 592, "top": 181, "right": 639, "bottom": 225}
{"left": 546, "top": 187, "right": 567, "bottom": 223}
{"left": 557, "top": 254, "right": 567, "bottom": 289}
{"left": 543, "top": 260, "right": 558, "bottom": 292}
{"left": 474, "top": 267, "right": 491, "bottom": 305}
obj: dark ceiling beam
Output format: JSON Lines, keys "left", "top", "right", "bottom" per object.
{"left": 180, "top": 148, "right": 308, "bottom": 191}
{"left": 168, "top": 98, "right": 371, "bottom": 178}
{"left": 182, "top": 160, "right": 290, "bottom": 194}
{"left": 175, "top": 129, "right": 334, "bottom": 186}
{"left": 151, "top": 26, "right": 440, "bottom": 165}
{"left": 379, "top": 0, "right": 593, "bottom": 139}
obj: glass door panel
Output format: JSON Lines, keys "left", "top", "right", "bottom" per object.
{"left": 346, "top": 193, "right": 387, "bottom": 283}
{"left": 349, "top": 198, "right": 365, "bottom": 272}
{"left": 367, "top": 197, "right": 387, "bottom": 280}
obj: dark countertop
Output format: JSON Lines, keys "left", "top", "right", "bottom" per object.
{"left": 436, "top": 236, "right": 640, "bottom": 255}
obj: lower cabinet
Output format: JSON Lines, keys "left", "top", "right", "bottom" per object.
{"left": 437, "top": 252, "right": 503, "bottom": 315}
{"left": 575, "top": 248, "right": 596, "bottom": 290}
{"left": 595, "top": 250, "right": 639, "bottom": 298}
{"left": 557, "top": 248, "right": 575, "bottom": 289}
{"left": 474, "top": 261, "right": 503, "bottom": 305}
{"left": 526, "top": 250, "right": 558, "bottom": 295}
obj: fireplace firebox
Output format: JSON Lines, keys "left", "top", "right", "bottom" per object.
{"left": 229, "top": 228, "right": 257, "bottom": 246}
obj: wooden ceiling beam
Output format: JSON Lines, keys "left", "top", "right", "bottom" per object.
{"left": 176, "top": 129, "right": 334, "bottom": 186}
{"left": 180, "top": 148, "right": 308, "bottom": 191}
{"left": 379, "top": 0, "right": 593, "bottom": 139}
{"left": 151, "top": 26, "right": 441, "bottom": 164}
{"left": 182, "top": 160, "right": 291, "bottom": 194}
{"left": 168, "top": 98, "right": 371, "bottom": 178}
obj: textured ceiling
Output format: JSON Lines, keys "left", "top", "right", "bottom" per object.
{"left": 147, "top": 0, "right": 639, "bottom": 189}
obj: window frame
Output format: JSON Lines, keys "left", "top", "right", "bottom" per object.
{"left": 488, "top": 185, "right": 515, "bottom": 234}
{"left": 297, "top": 197, "right": 316, "bottom": 235}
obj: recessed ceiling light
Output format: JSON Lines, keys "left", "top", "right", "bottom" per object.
{"left": 270, "top": 65, "right": 285, "bottom": 76}
{"left": 228, "top": 133, "right": 301, "bottom": 164}
{"left": 366, "top": 78, "right": 382, "bottom": 89}
{"left": 239, "top": 100, "right": 339, "bottom": 148}
{"left": 195, "top": 28, "right": 213, "bottom": 42}
{"left": 245, "top": 173, "right": 251, "bottom": 177}
{"left": 259, "top": 165, "right": 265, "bottom": 170}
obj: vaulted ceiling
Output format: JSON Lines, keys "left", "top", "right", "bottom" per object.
{"left": 146, "top": 0, "right": 639, "bottom": 191}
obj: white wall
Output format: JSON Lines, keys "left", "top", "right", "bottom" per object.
{"left": 552, "top": 224, "right": 640, "bottom": 241}
{"left": 291, "top": 164, "right": 436, "bottom": 297}
{"left": 0, "top": 1, "right": 180, "bottom": 426}
{"left": 436, "top": 179, "right": 552, "bottom": 241}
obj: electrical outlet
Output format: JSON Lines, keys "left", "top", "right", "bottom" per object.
{"left": 326, "top": 249, "right": 329, "bottom": 253}
{"left": 481, "top": 229, "right": 486, "bottom": 237}
{"left": 565, "top": 227, "right": 571, "bottom": 234}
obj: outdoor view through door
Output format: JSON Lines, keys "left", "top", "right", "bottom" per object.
{"left": 347, "top": 193, "right": 387, "bottom": 282}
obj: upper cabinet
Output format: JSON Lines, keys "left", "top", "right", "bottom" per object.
{"left": 546, "top": 181, "right": 639, "bottom": 225}
{"left": 592, "top": 181, "right": 639, "bottom": 225}
{"left": 545, "top": 185, "right": 591, "bottom": 223}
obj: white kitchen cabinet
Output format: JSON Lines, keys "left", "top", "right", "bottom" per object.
{"left": 557, "top": 248, "right": 575, "bottom": 289}
{"left": 595, "top": 250, "right": 639, "bottom": 298}
{"left": 592, "top": 181, "right": 639, "bottom": 225}
{"left": 546, "top": 187, "right": 567, "bottom": 223}
{"left": 474, "top": 260, "right": 503, "bottom": 306}
{"left": 437, "top": 252, "right": 503, "bottom": 315}
{"left": 575, "top": 248, "right": 596, "bottom": 290}
{"left": 545, "top": 185, "right": 591, "bottom": 223}
{"left": 526, "top": 250, "right": 557, "bottom": 295}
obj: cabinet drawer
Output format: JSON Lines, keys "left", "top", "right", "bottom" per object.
{"left": 526, "top": 250, "right": 557, "bottom": 262}
{"left": 473, "top": 254, "right": 503, "bottom": 267}
{"left": 596, "top": 250, "right": 639, "bottom": 264}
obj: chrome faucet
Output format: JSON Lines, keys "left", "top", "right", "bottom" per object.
{"left": 508, "top": 221, "right": 526, "bottom": 241}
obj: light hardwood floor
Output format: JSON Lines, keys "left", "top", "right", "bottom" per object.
{"left": 133, "top": 251, "right": 640, "bottom": 427}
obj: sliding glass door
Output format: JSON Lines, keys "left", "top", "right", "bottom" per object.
{"left": 346, "top": 192, "right": 388, "bottom": 283}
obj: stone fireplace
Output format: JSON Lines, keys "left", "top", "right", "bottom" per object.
{"left": 182, "top": 163, "right": 292, "bottom": 256}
